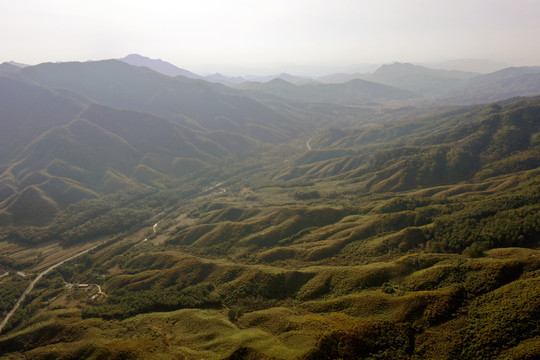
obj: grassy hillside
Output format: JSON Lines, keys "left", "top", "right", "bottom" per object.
{"left": 0, "top": 234, "right": 538, "bottom": 359}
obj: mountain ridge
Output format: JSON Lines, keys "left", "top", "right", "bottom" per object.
{"left": 237, "top": 76, "right": 419, "bottom": 105}
{"left": 18, "top": 60, "right": 303, "bottom": 143}
{"left": 118, "top": 53, "right": 200, "bottom": 79}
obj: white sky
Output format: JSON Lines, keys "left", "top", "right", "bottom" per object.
{"left": 1, "top": 0, "right": 540, "bottom": 75}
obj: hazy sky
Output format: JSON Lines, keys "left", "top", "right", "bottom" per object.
{"left": 2, "top": 0, "right": 540, "bottom": 75}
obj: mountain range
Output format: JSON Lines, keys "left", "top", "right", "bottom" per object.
{"left": 2, "top": 57, "right": 540, "bottom": 225}
{"left": 1, "top": 55, "right": 540, "bottom": 359}
{"left": 439, "top": 66, "right": 540, "bottom": 104}
{"left": 118, "top": 54, "right": 200, "bottom": 79}
{"left": 112, "top": 55, "right": 540, "bottom": 106}
{"left": 0, "top": 80, "right": 256, "bottom": 224}
{"left": 237, "top": 77, "right": 419, "bottom": 105}
{"left": 363, "top": 62, "right": 478, "bottom": 93}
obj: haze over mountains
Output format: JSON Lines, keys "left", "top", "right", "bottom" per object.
{"left": 118, "top": 54, "right": 200, "bottom": 79}
{"left": 0, "top": 59, "right": 300, "bottom": 224}
{"left": 1, "top": 54, "right": 540, "bottom": 359}
{"left": 4, "top": 53, "right": 528, "bottom": 99}
{"left": 113, "top": 54, "right": 540, "bottom": 105}
{"left": 1, "top": 55, "right": 540, "bottom": 225}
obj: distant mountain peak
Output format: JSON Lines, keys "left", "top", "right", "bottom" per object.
{"left": 123, "top": 53, "right": 155, "bottom": 60}
{"left": 203, "top": 73, "right": 245, "bottom": 85}
{"left": 376, "top": 62, "right": 448, "bottom": 75}
{"left": 429, "top": 59, "right": 509, "bottom": 74}
{"left": 365, "top": 62, "right": 479, "bottom": 93}
{"left": 118, "top": 54, "right": 200, "bottom": 79}
{"left": 275, "top": 73, "right": 316, "bottom": 85}
{"left": 267, "top": 77, "right": 296, "bottom": 85}
{"left": 7, "top": 61, "right": 29, "bottom": 68}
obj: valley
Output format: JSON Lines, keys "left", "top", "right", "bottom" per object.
{"left": 0, "top": 58, "right": 539, "bottom": 359}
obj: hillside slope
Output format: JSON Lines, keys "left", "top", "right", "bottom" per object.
{"left": 366, "top": 62, "right": 477, "bottom": 93}
{"left": 118, "top": 54, "right": 201, "bottom": 79}
{"left": 276, "top": 97, "right": 540, "bottom": 193}
{"left": 438, "top": 66, "right": 540, "bottom": 104}
{"left": 0, "top": 98, "right": 258, "bottom": 224}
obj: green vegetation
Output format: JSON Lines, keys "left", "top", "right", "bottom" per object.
{"left": 0, "top": 276, "right": 30, "bottom": 316}
{"left": 1, "top": 63, "right": 540, "bottom": 359}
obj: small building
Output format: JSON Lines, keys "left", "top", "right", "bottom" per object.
{"left": 86, "top": 292, "right": 105, "bottom": 304}
{"left": 78, "top": 284, "right": 90, "bottom": 289}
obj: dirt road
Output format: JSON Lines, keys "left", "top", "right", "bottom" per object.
{"left": 0, "top": 242, "right": 104, "bottom": 334}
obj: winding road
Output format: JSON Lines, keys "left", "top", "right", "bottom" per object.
{"left": 0, "top": 242, "right": 104, "bottom": 334}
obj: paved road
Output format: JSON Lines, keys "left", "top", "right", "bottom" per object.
{"left": 0, "top": 242, "right": 103, "bottom": 334}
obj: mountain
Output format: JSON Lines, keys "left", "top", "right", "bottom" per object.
{"left": 350, "top": 63, "right": 540, "bottom": 104}
{"left": 316, "top": 72, "right": 365, "bottom": 84}
{"left": 238, "top": 77, "right": 419, "bottom": 105}
{"left": 0, "top": 62, "right": 31, "bottom": 83}
{"left": 6, "top": 61, "right": 29, "bottom": 68}
{"left": 0, "top": 76, "right": 260, "bottom": 223}
{"left": 203, "top": 73, "right": 246, "bottom": 86}
{"left": 274, "top": 73, "right": 317, "bottom": 85}
{"left": 118, "top": 54, "right": 200, "bottom": 79}
{"left": 0, "top": 76, "right": 84, "bottom": 166}
{"left": 314, "top": 63, "right": 478, "bottom": 91}
{"left": 238, "top": 78, "right": 302, "bottom": 98}
{"left": 276, "top": 97, "right": 540, "bottom": 192}
{"left": 18, "top": 60, "right": 302, "bottom": 143}
{"left": 430, "top": 58, "right": 509, "bottom": 73}
{"left": 0, "top": 62, "right": 21, "bottom": 74}
{"left": 243, "top": 73, "right": 316, "bottom": 85}
{"left": 439, "top": 66, "right": 540, "bottom": 104}
{"left": 2, "top": 60, "right": 376, "bottom": 224}
{"left": 365, "top": 62, "right": 478, "bottom": 93}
